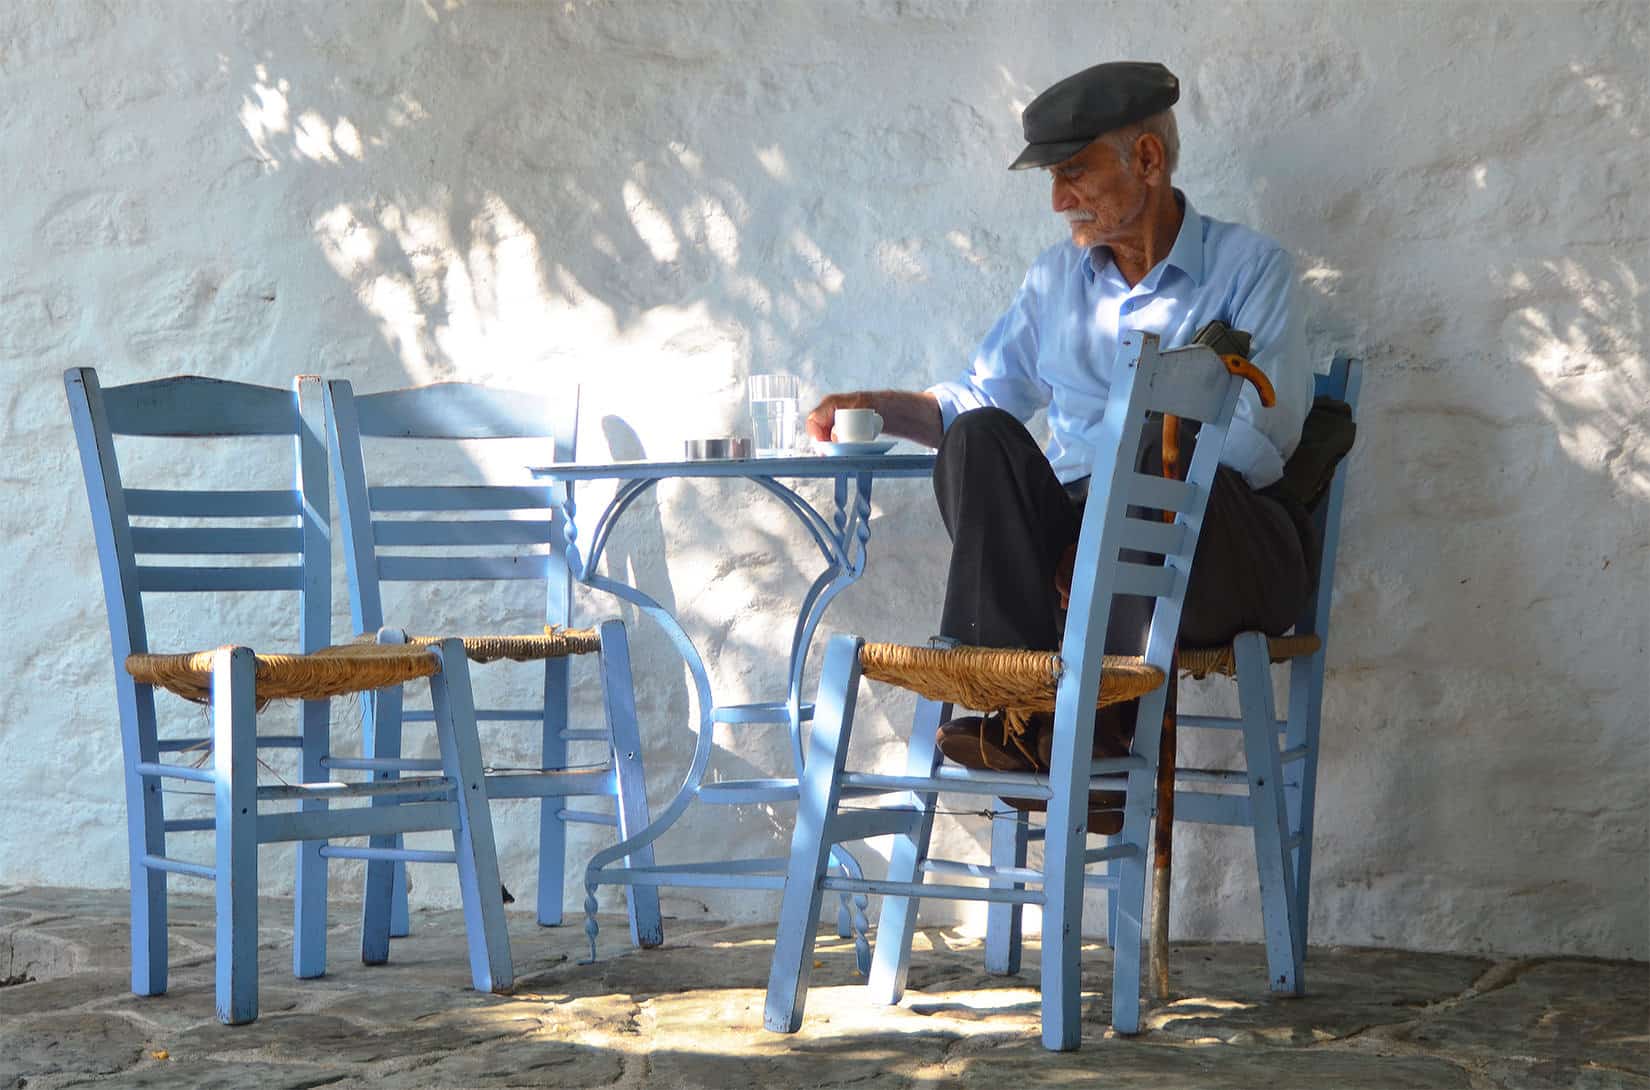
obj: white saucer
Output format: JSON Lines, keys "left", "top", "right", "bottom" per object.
{"left": 817, "top": 439, "right": 896, "bottom": 456}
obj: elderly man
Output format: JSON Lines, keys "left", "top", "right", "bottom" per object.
{"left": 806, "top": 62, "right": 1315, "bottom": 829}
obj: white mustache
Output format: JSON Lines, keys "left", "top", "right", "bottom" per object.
{"left": 1064, "top": 211, "right": 1095, "bottom": 223}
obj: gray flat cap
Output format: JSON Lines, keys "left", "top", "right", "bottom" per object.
{"left": 1008, "top": 61, "right": 1179, "bottom": 170}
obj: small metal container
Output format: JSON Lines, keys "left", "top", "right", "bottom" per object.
{"left": 683, "top": 437, "right": 752, "bottom": 461}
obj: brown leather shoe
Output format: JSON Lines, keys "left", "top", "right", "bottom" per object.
{"left": 1000, "top": 712, "right": 1131, "bottom": 835}
{"left": 1033, "top": 711, "right": 1134, "bottom": 769}
{"left": 935, "top": 713, "right": 1038, "bottom": 773}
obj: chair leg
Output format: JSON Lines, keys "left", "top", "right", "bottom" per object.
{"left": 389, "top": 859, "right": 410, "bottom": 937}
{"left": 1105, "top": 833, "right": 1120, "bottom": 950}
{"left": 1234, "top": 632, "right": 1303, "bottom": 995}
{"left": 867, "top": 697, "right": 946, "bottom": 1003}
{"left": 213, "top": 648, "right": 260, "bottom": 1025}
{"left": 984, "top": 807, "right": 1030, "bottom": 975}
{"left": 128, "top": 853, "right": 168, "bottom": 998}
{"left": 1110, "top": 685, "right": 1167, "bottom": 1038}
{"left": 1285, "top": 647, "right": 1324, "bottom": 958}
{"left": 539, "top": 655, "right": 572, "bottom": 927}
{"left": 429, "top": 640, "right": 514, "bottom": 994}
{"left": 597, "top": 620, "right": 663, "bottom": 948}
{"left": 293, "top": 697, "right": 329, "bottom": 979}
{"left": 362, "top": 631, "right": 409, "bottom": 964}
{"left": 1039, "top": 695, "right": 1095, "bottom": 1052}
{"left": 128, "top": 687, "right": 170, "bottom": 997}
{"left": 764, "top": 635, "right": 862, "bottom": 1034}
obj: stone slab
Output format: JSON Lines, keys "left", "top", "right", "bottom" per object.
{"left": 60, "top": 1059, "right": 357, "bottom": 1089}
{"left": 371, "top": 1037, "right": 625, "bottom": 1089}
{"left": 0, "top": 1011, "right": 148, "bottom": 1084}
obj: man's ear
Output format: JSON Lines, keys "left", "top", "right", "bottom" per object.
{"left": 1135, "top": 132, "right": 1168, "bottom": 185}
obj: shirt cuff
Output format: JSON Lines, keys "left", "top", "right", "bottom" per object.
{"left": 1221, "top": 418, "right": 1286, "bottom": 490}
{"left": 924, "top": 381, "right": 983, "bottom": 433}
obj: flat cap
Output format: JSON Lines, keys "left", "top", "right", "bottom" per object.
{"left": 1008, "top": 61, "right": 1179, "bottom": 170}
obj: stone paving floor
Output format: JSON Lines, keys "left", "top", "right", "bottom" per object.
{"left": 1, "top": 885, "right": 1644, "bottom": 1088}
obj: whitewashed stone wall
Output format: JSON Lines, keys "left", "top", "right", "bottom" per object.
{"left": 1, "top": 0, "right": 1643, "bottom": 961}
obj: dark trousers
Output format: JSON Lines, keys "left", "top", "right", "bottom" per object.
{"left": 933, "top": 407, "right": 1315, "bottom": 751}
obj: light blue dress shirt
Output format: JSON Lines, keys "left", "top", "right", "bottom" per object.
{"left": 927, "top": 194, "right": 1311, "bottom": 489}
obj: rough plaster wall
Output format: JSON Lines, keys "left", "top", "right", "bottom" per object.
{"left": 1, "top": 0, "right": 1644, "bottom": 961}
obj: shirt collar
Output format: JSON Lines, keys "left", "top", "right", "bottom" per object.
{"left": 1081, "top": 190, "right": 1205, "bottom": 288}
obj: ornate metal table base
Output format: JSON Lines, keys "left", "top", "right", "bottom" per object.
{"left": 529, "top": 454, "right": 936, "bottom": 967}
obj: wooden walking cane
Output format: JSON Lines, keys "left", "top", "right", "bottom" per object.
{"left": 1149, "top": 346, "right": 1275, "bottom": 999}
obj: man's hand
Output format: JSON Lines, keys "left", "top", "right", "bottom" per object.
{"left": 805, "top": 389, "right": 946, "bottom": 449}
{"left": 805, "top": 392, "right": 878, "bottom": 442}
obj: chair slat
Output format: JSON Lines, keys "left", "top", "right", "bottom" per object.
{"left": 377, "top": 555, "right": 551, "bottom": 582}
{"left": 354, "top": 383, "right": 562, "bottom": 439}
{"left": 319, "top": 845, "right": 457, "bottom": 864}
{"left": 372, "top": 519, "right": 557, "bottom": 548}
{"left": 1112, "top": 560, "right": 1180, "bottom": 600}
{"left": 401, "top": 709, "right": 548, "bottom": 723}
{"left": 1123, "top": 473, "right": 1199, "bottom": 514}
{"left": 131, "top": 527, "right": 304, "bottom": 556}
{"left": 368, "top": 485, "right": 555, "bottom": 513}
{"left": 141, "top": 854, "right": 216, "bottom": 880}
{"left": 135, "top": 761, "right": 215, "bottom": 783}
{"left": 125, "top": 489, "right": 300, "bottom": 518}
{"left": 102, "top": 376, "right": 298, "bottom": 437}
{"left": 136, "top": 565, "right": 306, "bottom": 592}
{"left": 1117, "top": 517, "right": 1188, "bottom": 557}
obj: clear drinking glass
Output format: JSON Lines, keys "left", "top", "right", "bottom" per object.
{"left": 748, "top": 373, "right": 800, "bottom": 457}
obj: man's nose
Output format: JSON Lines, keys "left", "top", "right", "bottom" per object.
{"left": 1051, "top": 179, "right": 1074, "bottom": 212}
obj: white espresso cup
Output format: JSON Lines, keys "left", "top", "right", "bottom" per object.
{"left": 832, "top": 408, "right": 883, "bottom": 443}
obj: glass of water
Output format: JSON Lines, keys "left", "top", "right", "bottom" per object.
{"left": 748, "top": 374, "right": 800, "bottom": 457}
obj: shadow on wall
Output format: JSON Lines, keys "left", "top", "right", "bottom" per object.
{"left": 232, "top": 2, "right": 1029, "bottom": 407}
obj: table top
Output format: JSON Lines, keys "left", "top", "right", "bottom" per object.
{"left": 528, "top": 452, "right": 937, "bottom": 483}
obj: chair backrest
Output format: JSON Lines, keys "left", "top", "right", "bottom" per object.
{"left": 1058, "top": 333, "right": 1252, "bottom": 699}
{"left": 65, "top": 369, "right": 329, "bottom": 777}
{"left": 324, "top": 380, "right": 579, "bottom": 639}
{"left": 1299, "top": 356, "right": 1364, "bottom": 641}
{"left": 65, "top": 370, "right": 330, "bottom": 663}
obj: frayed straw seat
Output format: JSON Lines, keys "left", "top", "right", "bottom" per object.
{"left": 851, "top": 635, "right": 1320, "bottom": 727}
{"left": 858, "top": 642, "right": 1165, "bottom": 735}
{"left": 127, "top": 643, "right": 441, "bottom": 705}
{"left": 351, "top": 625, "right": 602, "bottom": 665}
{"left": 1177, "top": 634, "right": 1321, "bottom": 680}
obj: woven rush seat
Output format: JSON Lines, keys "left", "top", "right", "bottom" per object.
{"left": 127, "top": 642, "right": 441, "bottom": 705}
{"left": 858, "top": 641, "right": 1166, "bottom": 722}
{"left": 348, "top": 626, "right": 602, "bottom": 664}
{"left": 1177, "top": 634, "right": 1321, "bottom": 680}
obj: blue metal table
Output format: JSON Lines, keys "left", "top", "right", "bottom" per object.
{"left": 528, "top": 452, "right": 937, "bottom": 961}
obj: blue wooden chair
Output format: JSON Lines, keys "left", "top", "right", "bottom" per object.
{"left": 324, "top": 379, "right": 661, "bottom": 956}
{"left": 764, "top": 332, "right": 1256, "bottom": 1051}
{"left": 983, "top": 357, "right": 1362, "bottom": 997}
{"left": 64, "top": 368, "right": 513, "bottom": 1024}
